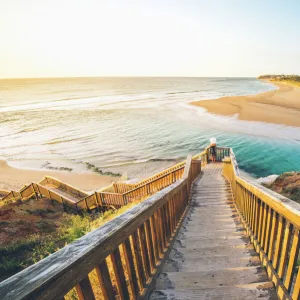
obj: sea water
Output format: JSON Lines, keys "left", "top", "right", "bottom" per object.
{"left": 0, "top": 77, "right": 299, "bottom": 179}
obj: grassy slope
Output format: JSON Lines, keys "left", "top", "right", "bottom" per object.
{"left": 0, "top": 198, "right": 139, "bottom": 282}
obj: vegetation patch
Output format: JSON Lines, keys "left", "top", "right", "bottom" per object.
{"left": 264, "top": 171, "right": 300, "bottom": 204}
{"left": 85, "top": 162, "right": 121, "bottom": 177}
{"left": 258, "top": 74, "right": 300, "bottom": 87}
{"left": 0, "top": 197, "right": 139, "bottom": 283}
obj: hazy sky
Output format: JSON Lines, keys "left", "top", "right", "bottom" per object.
{"left": 1, "top": 0, "right": 300, "bottom": 78}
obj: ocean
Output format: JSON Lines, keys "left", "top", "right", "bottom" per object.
{"left": 1, "top": 77, "right": 300, "bottom": 179}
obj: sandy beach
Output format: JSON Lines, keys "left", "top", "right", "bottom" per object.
{"left": 0, "top": 160, "right": 118, "bottom": 192}
{"left": 191, "top": 81, "right": 300, "bottom": 127}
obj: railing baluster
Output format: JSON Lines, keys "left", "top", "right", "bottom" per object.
{"left": 164, "top": 203, "right": 171, "bottom": 240}
{"left": 138, "top": 225, "right": 151, "bottom": 279}
{"left": 284, "top": 229, "right": 299, "bottom": 291}
{"left": 149, "top": 215, "right": 159, "bottom": 264}
{"left": 268, "top": 210, "right": 278, "bottom": 261}
{"left": 76, "top": 276, "right": 95, "bottom": 300}
{"left": 277, "top": 221, "right": 291, "bottom": 278}
{"left": 260, "top": 203, "right": 267, "bottom": 248}
{"left": 122, "top": 239, "right": 140, "bottom": 299}
{"left": 95, "top": 260, "right": 115, "bottom": 300}
{"left": 130, "top": 232, "right": 146, "bottom": 290}
{"left": 263, "top": 206, "right": 272, "bottom": 253}
{"left": 110, "top": 248, "right": 130, "bottom": 300}
{"left": 144, "top": 219, "right": 155, "bottom": 273}
{"left": 250, "top": 193, "right": 255, "bottom": 232}
{"left": 154, "top": 211, "right": 163, "bottom": 258}
{"left": 293, "top": 271, "right": 300, "bottom": 300}
{"left": 273, "top": 215, "right": 284, "bottom": 270}
{"left": 258, "top": 201, "right": 264, "bottom": 244}
{"left": 254, "top": 197, "right": 259, "bottom": 239}
{"left": 159, "top": 206, "right": 168, "bottom": 250}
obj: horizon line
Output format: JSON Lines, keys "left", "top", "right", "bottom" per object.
{"left": 0, "top": 75, "right": 260, "bottom": 80}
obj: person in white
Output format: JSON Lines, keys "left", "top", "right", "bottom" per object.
{"left": 209, "top": 137, "right": 217, "bottom": 163}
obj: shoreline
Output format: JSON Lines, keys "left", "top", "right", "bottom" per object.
{"left": 191, "top": 80, "right": 300, "bottom": 127}
{"left": 0, "top": 160, "right": 118, "bottom": 192}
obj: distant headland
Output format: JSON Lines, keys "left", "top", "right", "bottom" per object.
{"left": 258, "top": 74, "right": 300, "bottom": 87}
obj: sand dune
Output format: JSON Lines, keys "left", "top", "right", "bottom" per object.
{"left": 191, "top": 81, "right": 300, "bottom": 127}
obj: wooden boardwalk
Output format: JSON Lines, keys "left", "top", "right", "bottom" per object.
{"left": 150, "top": 163, "right": 277, "bottom": 299}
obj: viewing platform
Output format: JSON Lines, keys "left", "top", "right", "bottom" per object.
{"left": 0, "top": 147, "right": 299, "bottom": 300}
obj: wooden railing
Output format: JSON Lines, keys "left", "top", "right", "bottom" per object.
{"left": 0, "top": 182, "right": 89, "bottom": 213}
{"left": 40, "top": 176, "right": 90, "bottom": 199}
{"left": 0, "top": 189, "right": 10, "bottom": 198}
{"left": 77, "top": 152, "right": 205, "bottom": 211}
{"left": 75, "top": 164, "right": 188, "bottom": 211}
{"left": 101, "top": 147, "right": 210, "bottom": 194}
{"left": 207, "top": 146, "right": 230, "bottom": 162}
{"left": 0, "top": 155, "right": 202, "bottom": 300}
{"left": 223, "top": 150, "right": 300, "bottom": 300}
{"left": 0, "top": 189, "right": 22, "bottom": 202}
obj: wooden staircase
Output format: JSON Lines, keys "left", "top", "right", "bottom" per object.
{"left": 150, "top": 163, "right": 277, "bottom": 299}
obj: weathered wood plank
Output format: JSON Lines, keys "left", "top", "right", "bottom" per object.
{"left": 95, "top": 260, "right": 114, "bottom": 300}
{"left": 138, "top": 225, "right": 151, "bottom": 279}
{"left": 144, "top": 219, "right": 155, "bottom": 273}
{"left": 277, "top": 222, "right": 291, "bottom": 278}
{"left": 149, "top": 215, "right": 159, "bottom": 265}
{"left": 75, "top": 276, "right": 95, "bottom": 300}
{"left": 110, "top": 249, "right": 129, "bottom": 300}
{"left": 272, "top": 215, "right": 284, "bottom": 270}
{"left": 131, "top": 230, "right": 147, "bottom": 288}
{"left": 284, "top": 229, "right": 299, "bottom": 291}
{"left": 122, "top": 239, "right": 140, "bottom": 299}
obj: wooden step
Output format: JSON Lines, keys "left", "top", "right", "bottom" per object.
{"left": 162, "top": 254, "right": 261, "bottom": 272}
{"left": 155, "top": 267, "right": 270, "bottom": 290}
{"left": 150, "top": 282, "right": 277, "bottom": 300}
{"left": 173, "top": 236, "right": 249, "bottom": 249}
{"left": 169, "top": 244, "right": 257, "bottom": 258}
{"left": 177, "top": 229, "right": 246, "bottom": 239}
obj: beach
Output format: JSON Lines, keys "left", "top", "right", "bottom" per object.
{"left": 0, "top": 160, "right": 117, "bottom": 192}
{"left": 191, "top": 81, "right": 300, "bottom": 127}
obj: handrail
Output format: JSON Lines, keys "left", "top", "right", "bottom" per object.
{"left": 0, "top": 154, "right": 201, "bottom": 300}
{"left": 76, "top": 165, "right": 187, "bottom": 211}
{"left": 223, "top": 151, "right": 300, "bottom": 300}
{"left": 94, "top": 152, "right": 205, "bottom": 209}
{"left": 0, "top": 189, "right": 10, "bottom": 197}
{"left": 101, "top": 148, "right": 208, "bottom": 194}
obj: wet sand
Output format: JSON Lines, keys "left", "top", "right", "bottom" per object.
{"left": 191, "top": 81, "right": 300, "bottom": 127}
{"left": 0, "top": 160, "right": 118, "bottom": 192}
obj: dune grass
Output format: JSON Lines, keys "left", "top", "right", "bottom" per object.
{"left": 0, "top": 201, "right": 139, "bottom": 283}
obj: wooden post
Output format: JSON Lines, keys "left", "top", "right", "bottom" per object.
{"left": 183, "top": 155, "right": 192, "bottom": 195}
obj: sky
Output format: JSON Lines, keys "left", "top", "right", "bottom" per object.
{"left": 0, "top": 0, "right": 300, "bottom": 78}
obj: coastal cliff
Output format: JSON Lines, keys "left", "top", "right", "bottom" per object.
{"left": 264, "top": 172, "right": 300, "bottom": 204}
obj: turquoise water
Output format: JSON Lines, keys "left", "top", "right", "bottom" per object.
{"left": 0, "top": 77, "right": 299, "bottom": 178}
